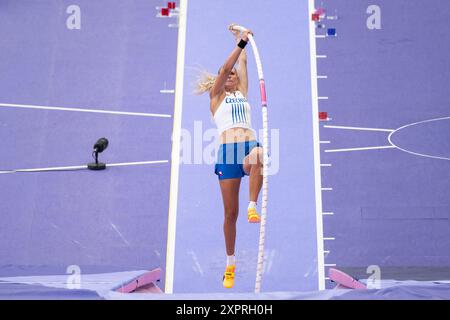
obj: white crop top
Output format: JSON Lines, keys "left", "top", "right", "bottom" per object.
{"left": 213, "top": 91, "right": 253, "bottom": 135}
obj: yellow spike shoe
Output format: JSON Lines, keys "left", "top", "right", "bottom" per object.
{"left": 248, "top": 207, "right": 261, "bottom": 223}
{"left": 223, "top": 265, "right": 235, "bottom": 289}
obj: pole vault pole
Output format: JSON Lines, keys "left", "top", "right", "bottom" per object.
{"left": 231, "top": 25, "right": 269, "bottom": 294}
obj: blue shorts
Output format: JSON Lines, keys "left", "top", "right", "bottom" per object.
{"left": 214, "top": 140, "right": 261, "bottom": 180}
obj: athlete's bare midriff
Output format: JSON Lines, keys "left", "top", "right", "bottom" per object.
{"left": 220, "top": 127, "right": 255, "bottom": 144}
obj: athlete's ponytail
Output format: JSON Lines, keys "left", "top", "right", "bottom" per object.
{"left": 194, "top": 70, "right": 217, "bottom": 95}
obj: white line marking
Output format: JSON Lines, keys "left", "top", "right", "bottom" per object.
{"left": 324, "top": 237, "right": 335, "bottom": 241}
{"left": 0, "top": 281, "right": 114, "bottom": 285}
{"left": 187, "top": 251, "right": 204, "bottom": 276}
{"left": 324, "top": 264, "right": 337, "bottom": 267}
{"left": 109, "top": 222, "right": 131, "bottom": 247}
{"left": 262, "top": 249, "right": 276, "bottom": 274}
{"left": 315, "top": 35, "right": 326, "bottom": 39}
{"left": 322, "top": 212, "right": 334, "bottom": 215}
{"left": 323, "top": 125, "right": 394, "bottom": 132}
{"left": 0, "top": 160, "right": 168, "bottom": 174}
{"left": 266, "top": 249, "right": 276, "bottom": 273}
{"left": 316, "top": 55, "right": 327, "bottom": 58}
{"left": 107, "top": 160, "right": 168, "bottom": 167}
{"left": 325, "top": 145, "right": 396, "bottom": 153}
{"left": 0, "top": 102, "right": 172, "bottom": 118}
{"left": 321, "top": 187, "right": 333, "bottom": 191}
{"left": 165, "top": 0, "right": 188, "bottom": 294}
{"left": 325, "top": 277, "right": 330, "bottom": 280}
{"left": 156, "top": 12, "right": 180, "bottom": 19}
{"left": 317, "top": 75, "right": 328, "bottom": 79}
{"left": 388, "top": 116, "right": 450, "bottom": 161}
{"left": 320, "top": 163, "right": 332, "bottom": 167}
{"left": 160, "top": 89, "right": 175, "bottom": 94}
{"left": 318, "top": 96, "right": 329, "bottom": 100}
{"left": 0, "top": 165, "right": 86, "bottom": 174}
{"left": 309, "top": 0, "right": 325, "bottom": 291}
{"left": 324, "top": 251, "right": 330, "bottom": 254}
{"left": 320, "top": 141, "right": 331, "bottom": 144}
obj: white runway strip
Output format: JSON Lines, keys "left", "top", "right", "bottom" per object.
{"left": 309, "top": 0, "right": 326, "bottom": 291}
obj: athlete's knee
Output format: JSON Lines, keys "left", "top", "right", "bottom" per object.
{"left": 250, "top": 147, "right": 264, "bottom": 166}
{"left": 224, "top": 208, "right": 238, "bottom": 222}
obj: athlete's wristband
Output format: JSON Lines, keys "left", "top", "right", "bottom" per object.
{"left": 237, "top": 39, "right": 248, "bottom": 49}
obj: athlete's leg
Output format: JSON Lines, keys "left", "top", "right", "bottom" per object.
{"left": 243, "top": 146, "right": 263, "bottom": 202}
{"left": 219, "top": 177, "right": 241, "bottom": 289}
{"left": 219, "top": 177, "right": 241, "bottom": 256}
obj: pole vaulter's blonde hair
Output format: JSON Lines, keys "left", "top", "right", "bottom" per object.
{"left": 194, "top": 69, "right": 217, "bottom": 95}
{"left": 194, "top": 65, "right": 239, "bottom": 95}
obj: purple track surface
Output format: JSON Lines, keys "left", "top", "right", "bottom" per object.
{"left": 0, "top": 0, "right": 448, "bottom": 299}
{"left": 315, "top": 0, "right": 450, "bottom": 287}
{"left": 0, "top": 0, "right": 177, "bottom": 292}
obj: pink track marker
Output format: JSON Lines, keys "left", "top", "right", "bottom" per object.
{"left": 329, "top": 268, "right": 367, "bottom": 289}
{"left": 114, "top": 268, "right": 163, "bottom": 293}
